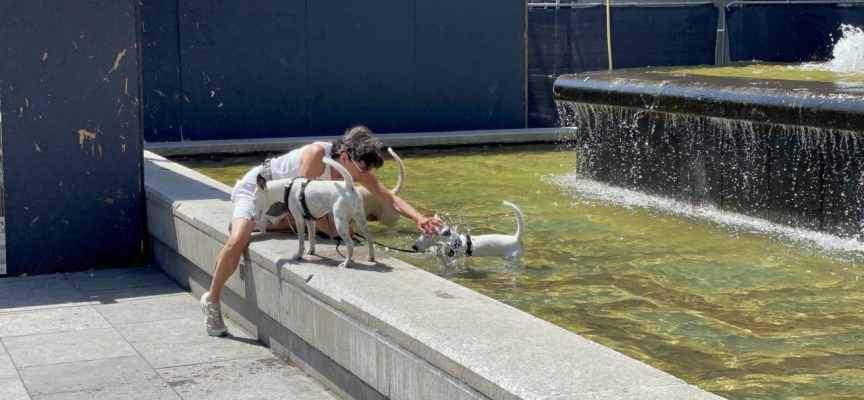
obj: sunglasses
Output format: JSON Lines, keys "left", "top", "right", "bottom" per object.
{"left": 349, "top": 157, "right": 369, "bottom": 174}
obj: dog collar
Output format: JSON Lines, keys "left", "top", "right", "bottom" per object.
{"left": 446, "top": 233, "right": 473, "bottom": 257}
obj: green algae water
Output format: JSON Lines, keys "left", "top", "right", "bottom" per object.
{"left": 666, "top": 25, "right": 864, "bottom": 86}
{"left": 176, "top": 144, "right": 864, "bottom": 400}
{"left": 665, "top": 63, "right": 864, "bottom": 85}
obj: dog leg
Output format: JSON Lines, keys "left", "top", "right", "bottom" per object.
{"left": 334, "top": 214, "right": 353, "bottom": 268}
{"left": 306, "top": 220, "right": 317, "bottom": 255}
{"left": 354, "top": 210, "right": 375, "bottom": 262}
{"left": 292, "top": 212, "right": 305, "bottom": 260}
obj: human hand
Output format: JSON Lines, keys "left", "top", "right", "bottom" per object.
{"left": 417, "top": 216, "right": 445, "bottom": 235}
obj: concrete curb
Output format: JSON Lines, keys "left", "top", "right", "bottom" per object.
{"left": 143, "top": 148, "right": 724, "bottom": 400}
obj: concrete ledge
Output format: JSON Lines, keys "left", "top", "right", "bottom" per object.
{"left": 143, "top": 150, "right": 724, "bottom": 400}
{"left": 144, "top": 128, "right": 573, "bottom": 157}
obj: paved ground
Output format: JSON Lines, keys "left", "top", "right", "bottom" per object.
{"left": 0, "top": 266, "right": 337, "bottom": 400}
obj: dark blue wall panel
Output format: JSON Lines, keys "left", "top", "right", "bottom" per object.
{"left": 142, "top": 0, "right": 526, "bottom": 141}
{"left": 415, "top": 0, "right": 527, "bottom": 132}
{"left": 611, "top": 4, "right": 718, "bottom": 69}
{"left": 178, "top": 0, "right": 308, "bottom": 141}
{"left": 306, "top": 0, "right": 416, "bottom": 136}
{"left": 728, "top": 5, "right": 864, "bottom": 63}
{"left": 0, "top": 1, "right": 146, "bottom": 275}
{"left": 141, "top": 0, "right": 183, "bottom": 142}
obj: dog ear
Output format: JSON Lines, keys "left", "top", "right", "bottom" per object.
{"left": 265, "top": 202, "right": 287, "bottom": 217}
{"left": 256, "top": 174, "right": 267, "bottom": 190}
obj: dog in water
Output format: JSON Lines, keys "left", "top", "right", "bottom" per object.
{"left": 356, "top": 147, "right": 405, "bottom": 228}
{"left": 252, "top": 157, "right": 374, "bottom": 268}
{"left": 412, "top": 200, "right": 524, "bottom": 261}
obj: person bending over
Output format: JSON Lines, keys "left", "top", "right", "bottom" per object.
{"left": 201, "top": 125, "right": 444, "bottom": 336}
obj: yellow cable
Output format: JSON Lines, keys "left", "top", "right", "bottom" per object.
{"left": 606, "top": 0, "right": 613, "bottom": 70}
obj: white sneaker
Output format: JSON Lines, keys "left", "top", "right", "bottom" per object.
{"left": 200, "top": 291, "right": 229, "bottom": 337}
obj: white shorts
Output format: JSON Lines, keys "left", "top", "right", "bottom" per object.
{"left": 231, "top": 167, "right": 260, "bottom": 221}
{"left": 230, "top": 166, "right": 279, "bottom": 232}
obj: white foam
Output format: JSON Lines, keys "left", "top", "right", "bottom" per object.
{"left": 549, "top": 172, "right": 864, "bottom": 260}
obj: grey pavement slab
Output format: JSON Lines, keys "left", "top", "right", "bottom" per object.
{"left": 117, "top": 316, "right": 274, "bottom": 369}
{"left": 66, "top": 266, "right": 174, "bottom": 293}
{"left": 0, "top": 276, "right": 86, "bottom": 314}
{"left": 0, "top": 307, "right": 111, "bottom": 337}
{"left": 0, "top": 346, "right": 17, "bottom": 379}
{"left": 4, "top": 327, "right": 137, "bottom": 367}
{"left": 158, "top": 356, "right": 335, "bottom": 400}
{"left": 83, "top": 283, "right": 186, "bottom": 305}
{"left": 94, "top": 293, "right": 202, "bottom": 325}
{"left": 0, "top": 377, "right": 30, "bottom": 400}
{"left": 0, "top": 267, "right": 338, "bottom": 400}
{"left": 18, "top": 355, "right": 165, "bottom": 397}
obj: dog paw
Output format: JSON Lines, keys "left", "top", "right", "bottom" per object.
{"left": 306, "top": 249, "right": 316, "bottom": 255}
{"left": 366, "top": 255, "right": 374, "bottom": 262}
{"left": 292, "top": 253, "right": 303, "bottom": 260}
{"left": 338, "top": 261, "right": 351, "bottom": 269}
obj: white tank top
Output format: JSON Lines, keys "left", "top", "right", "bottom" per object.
{"left": 271, "top": 141, "right": 334, "bottom": 181}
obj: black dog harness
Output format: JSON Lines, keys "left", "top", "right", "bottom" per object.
{"left": 447, "top": 233, "right": 473, "bottom": 257}
{"left": 283, "top": 178, "right": 322, "bottom": 221}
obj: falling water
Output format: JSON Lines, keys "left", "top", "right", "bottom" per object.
{"left": 557, "top": 101, "right": 864, "bottom": 244}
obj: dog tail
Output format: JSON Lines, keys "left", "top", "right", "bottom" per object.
{"left": 502, "top": 200, "right": 523, "bottom": 243}
{"left": 387, "top": 147, "right": 405, "bottom": 195}
{"left": 323, "top": 157, "right": 356, "bottom": 191}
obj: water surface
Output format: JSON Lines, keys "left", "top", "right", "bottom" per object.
{"left": 176, "top": 144, "right": 864, "bottom": 400}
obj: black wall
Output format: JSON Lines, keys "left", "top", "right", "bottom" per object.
{"left": 0, "top": 1, "right": 146, "bottom": 275}
{"left": 728, "top": 4, "right": 864, "bottom": 63}
{"left": 142, "top": 0, "right": 527, "bottom": 142}
{"left": 528, "top": 4, "right": 719, "bottom": 127}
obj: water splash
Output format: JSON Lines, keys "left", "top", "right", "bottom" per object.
{"left": 800, "top": 24, "right": 864, "bottom": 73}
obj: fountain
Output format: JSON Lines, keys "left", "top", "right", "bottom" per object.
{"left": 554, "top": 25, "right": 864, "bottom": 239}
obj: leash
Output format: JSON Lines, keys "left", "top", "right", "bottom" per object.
{"left": 350, "top": 233, "right": 418, "bottom": 253}
{"left": 317, "top": 215, "right": 416, "bottom": 253}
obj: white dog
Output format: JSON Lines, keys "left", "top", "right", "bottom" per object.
{"left": 357, "top": 147, "right": 405, "bottom": 228}
{"left": 252, "top": 157, "right": 374, "bottom": 268}
{"left": 412, "top": 201, "right": 524, "bottom": 261}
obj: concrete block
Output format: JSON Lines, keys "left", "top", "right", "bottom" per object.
{"left": 4, "top": 328, "right": 137, "bottom": 367}
{"left": 248, "top": 263, "right": 281, "bottom": 321}
{"left": 280, "top": 280, "right": 315, "bottom": 346}
{"left": 348, "top": 322, "right": 380, "bottom": 393}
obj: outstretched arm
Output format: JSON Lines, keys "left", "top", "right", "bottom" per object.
{"left": 355, "top": 173, "right": 443, "bottom": 234}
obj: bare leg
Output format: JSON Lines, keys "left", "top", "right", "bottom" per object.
{"left": 209, "top": 217, "right": 254, "bottom": 303}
